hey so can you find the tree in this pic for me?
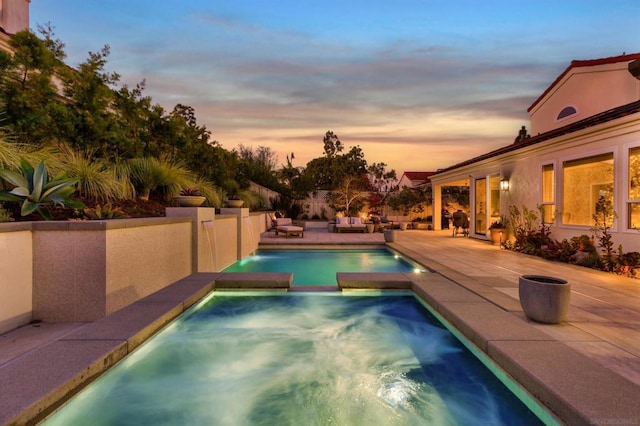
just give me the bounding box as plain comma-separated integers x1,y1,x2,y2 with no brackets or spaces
302,130,368,190
168,104,237,186
442,186,470,210
0,27,63,146
236,145,283,191
60,45,127,158
322,130,343,157
366,162,397,213
327,175,368,216
388,187,428,215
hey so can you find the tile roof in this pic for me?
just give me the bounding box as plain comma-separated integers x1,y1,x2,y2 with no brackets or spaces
402,171,436,182
433,99,640,175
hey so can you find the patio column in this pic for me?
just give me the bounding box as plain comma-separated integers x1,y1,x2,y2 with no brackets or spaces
433,184,442,230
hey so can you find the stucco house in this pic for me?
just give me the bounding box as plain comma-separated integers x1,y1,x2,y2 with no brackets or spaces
397,171,436,189
0,0,29,37
430,53,640,252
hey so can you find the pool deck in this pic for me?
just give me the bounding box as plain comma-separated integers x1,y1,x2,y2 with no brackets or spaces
2,228,640,424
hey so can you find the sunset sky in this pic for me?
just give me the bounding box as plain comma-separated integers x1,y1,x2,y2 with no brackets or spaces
31,1,639,176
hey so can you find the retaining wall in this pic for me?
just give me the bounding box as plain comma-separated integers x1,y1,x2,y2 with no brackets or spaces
0,209,266,333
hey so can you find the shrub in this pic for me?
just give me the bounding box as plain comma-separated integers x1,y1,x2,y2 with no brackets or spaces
489,215,508,229
127,157,195,201
83,203,129,220
591,195,618,272
508,205,553,256
180,187,202,196
60,147,133,203
0,203,14,222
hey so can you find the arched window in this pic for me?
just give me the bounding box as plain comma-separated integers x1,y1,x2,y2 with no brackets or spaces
557,106,577,120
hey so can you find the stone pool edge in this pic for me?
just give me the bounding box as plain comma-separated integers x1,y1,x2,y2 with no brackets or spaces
2,270,639,425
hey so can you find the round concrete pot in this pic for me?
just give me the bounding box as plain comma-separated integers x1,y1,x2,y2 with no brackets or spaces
225,199,244,208
174,196,206,207
518,275,570,324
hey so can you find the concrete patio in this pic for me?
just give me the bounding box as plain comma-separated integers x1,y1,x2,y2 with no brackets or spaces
1,226,640,424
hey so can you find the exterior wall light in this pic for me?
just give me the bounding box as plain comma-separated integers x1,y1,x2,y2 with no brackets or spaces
500,179,510,191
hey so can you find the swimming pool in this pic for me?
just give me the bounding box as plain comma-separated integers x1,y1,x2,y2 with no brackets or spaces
43,293,548,425
222,248,424,285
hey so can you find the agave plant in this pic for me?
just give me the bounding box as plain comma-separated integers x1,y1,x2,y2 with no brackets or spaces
0,159,83,220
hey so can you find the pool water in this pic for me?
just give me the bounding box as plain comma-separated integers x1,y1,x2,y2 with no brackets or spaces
222,249,423,285
43,294,544,425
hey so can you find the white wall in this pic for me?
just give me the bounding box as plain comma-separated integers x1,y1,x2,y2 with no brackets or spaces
432,113,640,252
530,60,640,135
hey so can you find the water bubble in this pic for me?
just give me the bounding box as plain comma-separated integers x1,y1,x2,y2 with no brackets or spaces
376,371,418,408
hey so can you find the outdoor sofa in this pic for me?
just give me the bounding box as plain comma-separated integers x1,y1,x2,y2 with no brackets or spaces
335,217,367,233
386,215,411,229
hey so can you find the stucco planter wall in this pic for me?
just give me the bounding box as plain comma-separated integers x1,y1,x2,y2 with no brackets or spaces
518,275,571,324
1,211,267,330
0,224,33,334
31,218,193,322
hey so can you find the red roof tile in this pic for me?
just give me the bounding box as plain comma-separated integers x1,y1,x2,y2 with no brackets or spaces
402,171,436,181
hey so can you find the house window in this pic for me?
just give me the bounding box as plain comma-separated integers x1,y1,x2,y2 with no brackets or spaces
557,106,577,120
475,178,486,235
489,175,501,226
562,153,614,226
541,164,554,223
628,147,640,229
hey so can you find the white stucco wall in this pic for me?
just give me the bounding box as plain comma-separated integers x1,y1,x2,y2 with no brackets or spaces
530,61,640,135
431,113,640,252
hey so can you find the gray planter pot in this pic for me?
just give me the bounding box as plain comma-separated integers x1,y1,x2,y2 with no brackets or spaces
518,275,570,324
383,229,396,242
225,199,244,208
174,196,206,207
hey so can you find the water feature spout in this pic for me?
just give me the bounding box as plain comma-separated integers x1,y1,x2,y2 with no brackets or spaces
201,220,218,271
243,216,256,256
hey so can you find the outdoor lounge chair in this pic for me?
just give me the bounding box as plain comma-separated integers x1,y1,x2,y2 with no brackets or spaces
451,210,469,237
275,218,304,238
335,217,367,233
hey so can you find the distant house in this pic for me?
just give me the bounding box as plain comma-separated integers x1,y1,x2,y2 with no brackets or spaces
0,0,29,37
397,171,436,189
430,53,640,251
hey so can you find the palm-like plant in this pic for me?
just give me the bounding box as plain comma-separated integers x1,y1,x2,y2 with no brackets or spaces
0,159,82,220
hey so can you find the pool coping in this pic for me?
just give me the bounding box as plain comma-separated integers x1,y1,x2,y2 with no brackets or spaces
2,270,640,425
